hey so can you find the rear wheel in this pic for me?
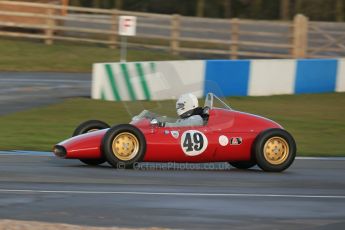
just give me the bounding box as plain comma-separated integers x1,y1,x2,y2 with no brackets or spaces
73,120,110,166
229,161,256,169
73,120,110,137
254,128,296,172
102,124,146,169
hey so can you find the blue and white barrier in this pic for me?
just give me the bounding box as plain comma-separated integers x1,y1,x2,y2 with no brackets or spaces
92,59,345,101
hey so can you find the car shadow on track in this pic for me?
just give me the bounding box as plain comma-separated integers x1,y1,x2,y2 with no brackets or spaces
60,161,266,173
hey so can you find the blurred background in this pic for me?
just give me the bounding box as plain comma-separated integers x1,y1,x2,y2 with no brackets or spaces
1,0,345,59
65,0,345,21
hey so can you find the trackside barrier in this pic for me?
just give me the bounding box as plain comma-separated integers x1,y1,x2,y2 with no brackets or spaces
92,59,345,101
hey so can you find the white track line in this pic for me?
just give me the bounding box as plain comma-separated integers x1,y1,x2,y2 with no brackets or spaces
296,157,345,160
0,189,344,199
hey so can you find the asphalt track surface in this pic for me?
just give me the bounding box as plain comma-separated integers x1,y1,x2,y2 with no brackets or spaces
0,72,90,115
0,152,344,230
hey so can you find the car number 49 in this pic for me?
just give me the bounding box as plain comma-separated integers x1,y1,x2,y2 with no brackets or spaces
180,130,208,156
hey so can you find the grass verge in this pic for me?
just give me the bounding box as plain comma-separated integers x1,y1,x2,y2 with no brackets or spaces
0,93,344,156
0,38,183,72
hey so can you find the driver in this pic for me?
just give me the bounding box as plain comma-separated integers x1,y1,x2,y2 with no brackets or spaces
164,93,204,127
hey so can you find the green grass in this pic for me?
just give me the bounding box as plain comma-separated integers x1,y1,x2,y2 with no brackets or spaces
0,38,183,72
0,93,344,156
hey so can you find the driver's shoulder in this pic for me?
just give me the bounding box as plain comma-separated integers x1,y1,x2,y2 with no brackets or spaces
188,114,203,120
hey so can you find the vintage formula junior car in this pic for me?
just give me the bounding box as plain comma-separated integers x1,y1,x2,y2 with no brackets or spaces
53,93,296,172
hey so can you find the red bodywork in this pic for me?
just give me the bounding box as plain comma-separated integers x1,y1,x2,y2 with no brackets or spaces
57,108,282,163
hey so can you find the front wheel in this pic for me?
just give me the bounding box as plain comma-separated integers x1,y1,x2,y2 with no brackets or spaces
229,161,256,169
73,120,110,166
102,124,146,169
80,159,107,166
254,128,296,172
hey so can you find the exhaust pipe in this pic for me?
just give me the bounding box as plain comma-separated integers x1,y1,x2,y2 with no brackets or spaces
53,145,67,158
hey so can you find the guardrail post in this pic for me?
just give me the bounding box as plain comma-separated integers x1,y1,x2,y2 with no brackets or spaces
280,0,290,20
292,14,308,58
171,14,181,55
109,9,118,49
61,0,69,16
44,7,55,45
196,0,205,17
230,18,239,59
336,0,344,21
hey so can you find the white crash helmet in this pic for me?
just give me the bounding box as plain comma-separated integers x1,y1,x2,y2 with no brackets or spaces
176,93,199,118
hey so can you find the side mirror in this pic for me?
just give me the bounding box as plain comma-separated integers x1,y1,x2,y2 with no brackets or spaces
150,119,158,126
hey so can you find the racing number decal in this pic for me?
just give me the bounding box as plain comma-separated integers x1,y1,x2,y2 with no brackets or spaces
183,132,203,151
180,130,208,156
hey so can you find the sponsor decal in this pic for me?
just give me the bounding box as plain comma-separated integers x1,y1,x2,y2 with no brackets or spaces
230,137,242,145
218,135,229,146
164,130,170,135
171,131,179,139
180,130,208,156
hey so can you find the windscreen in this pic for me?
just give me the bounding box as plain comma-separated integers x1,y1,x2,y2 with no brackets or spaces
204,93,232,110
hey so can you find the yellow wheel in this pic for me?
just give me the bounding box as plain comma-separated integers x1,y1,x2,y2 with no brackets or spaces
263,137,289,165
254,129,296,172
102,124,146,169
112,132,139,161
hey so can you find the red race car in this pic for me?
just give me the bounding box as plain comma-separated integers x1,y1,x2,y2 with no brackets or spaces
53,93,296,172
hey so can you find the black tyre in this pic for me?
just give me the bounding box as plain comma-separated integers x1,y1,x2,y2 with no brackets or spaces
79,159,107,166
254,128,296,172
73,120,110,166
102,124,146,169
229,161,256,169
72,120,110,137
